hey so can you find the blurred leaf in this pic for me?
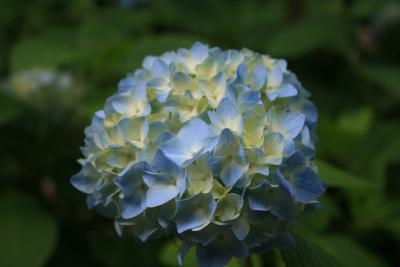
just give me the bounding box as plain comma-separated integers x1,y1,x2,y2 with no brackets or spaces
316,160,376,189
298,195,339,232
91,236,162,267
0,190,57,267
386,218,400,240
360,64,400,99
281,230,340,267
266,15,351,57
78,8,153,57
317,236,388,267
0,91,23,125
336,107,373,136
350,0,390,18
11,27,78,71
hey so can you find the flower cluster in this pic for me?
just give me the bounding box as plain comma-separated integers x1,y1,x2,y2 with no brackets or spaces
6,68,79,109
71,43,324,267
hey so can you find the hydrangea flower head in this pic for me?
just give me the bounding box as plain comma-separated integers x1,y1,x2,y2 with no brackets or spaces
6,68,80,109
71,43,324,267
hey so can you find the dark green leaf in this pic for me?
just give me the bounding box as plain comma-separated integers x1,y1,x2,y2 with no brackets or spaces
0,91,24,125
266,16,351,57
11,28,78,71
316,160,376,189
360,64,400,100
317,236,388,267
0,190,57,267
281,230,340,267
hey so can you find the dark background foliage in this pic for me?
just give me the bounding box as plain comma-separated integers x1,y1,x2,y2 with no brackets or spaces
1,0,400,266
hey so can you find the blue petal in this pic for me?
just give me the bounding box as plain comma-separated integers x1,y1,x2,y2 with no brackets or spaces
220,161,248,187
248,180,294,221
236,63,247,82
267,67,283,88
248,65,267,90
176,193,216,233
280,112,306,139
232,217,250,240
119,194,146,219
152,149,181,178
71,163,99,194
216,98,242,123
196,245,231,267
266,89,280,101
145,184,179,208
130,80,147,99
156,91,170,103
118,76,135,92
237,90,261,111
178,118,211,141
190,42,208,62
160,118,212,166
278,83,297,97
209,98,243,134
151,59,169,77
114,161,150,196
248,181,273,212
131,215,159,241
290,167,325,203
213,128,237,154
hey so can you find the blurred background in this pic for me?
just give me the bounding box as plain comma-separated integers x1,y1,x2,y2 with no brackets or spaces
1,0,400,266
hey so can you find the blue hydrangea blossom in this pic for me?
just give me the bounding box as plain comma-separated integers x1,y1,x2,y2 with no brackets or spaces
71,43,325,267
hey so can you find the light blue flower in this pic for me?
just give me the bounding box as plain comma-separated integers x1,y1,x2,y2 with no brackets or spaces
105,81,151,119
214,193,244,224
237,63,267,91
208,129,249,187
176,192,217,233
208,98,243,134
248,179,294,221
114,161,151,219
265,66,298,101
71,162,102,194
199,72,227,108
160,118,216,167
276,152,325,204
267,111,306,156
143,150,186,207
72,43,324,267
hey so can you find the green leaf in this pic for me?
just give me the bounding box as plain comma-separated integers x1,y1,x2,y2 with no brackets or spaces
350,0,391,18
386,218,400,240
298,195,339,232
0,91,24,125
317,109,373,162
266,15,351,57
91,236,162,267
11,27,78,71
336,107,373,136
317,236,388,267
0,190,57,267
360,64,400,100
281,230,340,267
78,8,153,56
316,160,376,189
